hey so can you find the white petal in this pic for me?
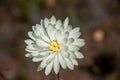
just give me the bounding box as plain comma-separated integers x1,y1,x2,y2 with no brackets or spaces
73,39,85,47
71,59,78,66
59,26,64,32
45,61,53,75
25,48,37,53
26,44,42,52
69,27,80,35
31,52,40,56
61,46,68,52
37,64,44,71
63,31,69,38
32,25,36,33
32,57,43,62
64,25,72,32
55,30,62,43
28,31,36,40
40,31,50,42
40,19,44,27
72,27,80,32
44,18,49,28
55,20,62,29
32,24,41,36
69,52,76,59
48,27,56,40
46,24,56,40
69,32,81,38
35,24,42,30
58,53,66,69
64,58,74,70
50,16,56,24
74,51,84,59
67,38,74,44
25,53,31,57
40,53,55,68
63,38,68,44
54,54,60,74
26,45,35,50
40,60,47,69
25,39,33,45
64,17,69,28
69,45,79,51
36,39,49,47
63,52,69,58
38,51,50,56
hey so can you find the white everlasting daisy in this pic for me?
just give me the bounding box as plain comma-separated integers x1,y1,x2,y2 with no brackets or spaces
25,16,85,75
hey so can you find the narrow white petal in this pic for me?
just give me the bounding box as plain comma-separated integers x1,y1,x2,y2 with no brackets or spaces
31,52,40,56
25,53,31,57
36,24,41,28
69,27,80,36
25,39,33,45
64,25,72,32
73,39,85,47
71,59,78,66
46,24,55,40
74,51,84,59
55,30,62,43
32,25,36,32
32,24,41,36
45,61,53,75
69,45,79,51
40,60,47,69
28,31,36,40
36,39,49,47
46,53,56,64
63,38,68,44
63,31,69,38
64,17,69,28
44,18,49,28
25,48,37,53
40,54,55,68
59,26,64,32
67,38,74,44
69,52,76,59
72,27,80,32
55,20,62,29
69,32,81,38
40,19,44,27
50,16,56,24
63,52,69,58
37,64,44,71
58,53,66,69
61,46,68,52
26,45,35,50
40,32,50,42
47,28,56,40
38,51,50,56
36,24,43,31
32,57,43,62
54,54,60,74
64,58,74,70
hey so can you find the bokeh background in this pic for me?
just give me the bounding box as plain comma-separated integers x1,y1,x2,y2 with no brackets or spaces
0,0,120,80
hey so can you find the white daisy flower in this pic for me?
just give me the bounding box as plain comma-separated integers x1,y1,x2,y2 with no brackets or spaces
25,16,85,75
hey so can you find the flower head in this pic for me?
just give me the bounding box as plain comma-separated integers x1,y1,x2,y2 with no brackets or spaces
25,16,85,75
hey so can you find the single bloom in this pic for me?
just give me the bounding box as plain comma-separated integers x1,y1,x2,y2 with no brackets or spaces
25,16,85,75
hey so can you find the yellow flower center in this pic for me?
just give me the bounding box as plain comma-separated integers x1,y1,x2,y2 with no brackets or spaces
49,40,60,52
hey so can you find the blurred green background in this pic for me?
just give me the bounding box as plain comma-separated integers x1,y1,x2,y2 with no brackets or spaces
0,0,120,80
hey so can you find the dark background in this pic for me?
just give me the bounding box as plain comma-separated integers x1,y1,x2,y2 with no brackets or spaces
0,0,120,80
